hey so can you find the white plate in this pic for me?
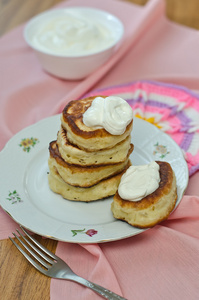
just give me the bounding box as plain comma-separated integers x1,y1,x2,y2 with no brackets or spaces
0,115,188,243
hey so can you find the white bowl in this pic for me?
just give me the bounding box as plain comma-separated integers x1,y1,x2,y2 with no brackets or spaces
24,7,124,80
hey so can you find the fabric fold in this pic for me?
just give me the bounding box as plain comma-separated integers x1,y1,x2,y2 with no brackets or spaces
51,0,166,114
53,195,199,300
50,242,123,299
0,0,166,149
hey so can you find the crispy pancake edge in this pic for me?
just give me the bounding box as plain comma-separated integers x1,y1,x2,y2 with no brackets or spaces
61,96,133,139
57,126,134,166
113,161,174,209
49,140,132,171
48,160,132,201
112,161,178,228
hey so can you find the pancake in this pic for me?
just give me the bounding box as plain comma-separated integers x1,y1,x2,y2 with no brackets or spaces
57,126,134,166
60,96,133,151
49,141,131,187
48,160,132,202
111,161,177,228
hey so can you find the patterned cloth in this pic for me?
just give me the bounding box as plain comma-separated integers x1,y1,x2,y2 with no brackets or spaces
85,80,199,176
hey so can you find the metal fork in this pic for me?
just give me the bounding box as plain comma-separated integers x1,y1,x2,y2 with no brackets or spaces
9,226,127,300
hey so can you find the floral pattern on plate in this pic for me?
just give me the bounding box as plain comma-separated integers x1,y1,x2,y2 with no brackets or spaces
71,228,98,237
153,142,170,159
19,137,39,152
7,190,23,204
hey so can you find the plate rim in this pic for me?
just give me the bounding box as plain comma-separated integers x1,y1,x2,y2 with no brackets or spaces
0,114,189,243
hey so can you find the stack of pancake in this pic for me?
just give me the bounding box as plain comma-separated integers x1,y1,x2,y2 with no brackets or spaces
48,96,134,201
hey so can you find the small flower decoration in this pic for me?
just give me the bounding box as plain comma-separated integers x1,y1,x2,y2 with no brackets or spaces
153,142,170,159
86,229,98,237
7,190,23,204
71,228,98,237
19,137,39,152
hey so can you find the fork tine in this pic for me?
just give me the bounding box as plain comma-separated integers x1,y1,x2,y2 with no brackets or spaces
20,226,58,260
16,229,54,265
12,232,50,269
9,236,48,275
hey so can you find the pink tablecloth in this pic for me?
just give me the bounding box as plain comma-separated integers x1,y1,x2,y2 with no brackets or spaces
1,0,199,299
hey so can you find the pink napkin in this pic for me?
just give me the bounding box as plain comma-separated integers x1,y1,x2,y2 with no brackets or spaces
51,196,199,300
1,0,199,299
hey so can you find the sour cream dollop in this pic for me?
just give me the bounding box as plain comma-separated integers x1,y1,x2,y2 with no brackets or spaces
30,10,115,56
118,161,160,201
83,96,133,135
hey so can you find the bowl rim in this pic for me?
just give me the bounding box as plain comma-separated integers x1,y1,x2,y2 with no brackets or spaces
23,7,124,58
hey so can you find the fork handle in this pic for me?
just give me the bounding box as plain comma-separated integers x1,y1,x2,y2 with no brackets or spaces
69,275,127,300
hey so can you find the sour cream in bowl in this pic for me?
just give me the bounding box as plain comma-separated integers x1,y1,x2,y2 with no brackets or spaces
24,7,124,80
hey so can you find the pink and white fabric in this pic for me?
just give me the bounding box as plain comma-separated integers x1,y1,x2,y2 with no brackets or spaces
85,80,199,176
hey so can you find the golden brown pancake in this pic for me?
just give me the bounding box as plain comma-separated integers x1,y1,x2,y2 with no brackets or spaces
49,141,131,187
60,96,133,151
111,161,177,228
48,159,132,202
57,126,134,166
